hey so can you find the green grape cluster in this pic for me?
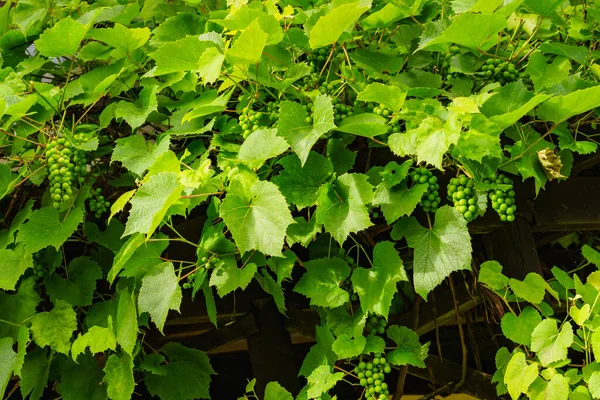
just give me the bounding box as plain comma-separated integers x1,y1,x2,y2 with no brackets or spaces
440,45,461,79
487,174,517,222
332,97,354,123
411,168,441,213
263,101,279,124
89,188,110,218
45,137,87,209
302,101,315,124
307,48,330,70
365,315,387,336
479,58,532,88
355,353,392,400
183,256,220,289
447,175,478,222
238,106,267,139
32,258,46,279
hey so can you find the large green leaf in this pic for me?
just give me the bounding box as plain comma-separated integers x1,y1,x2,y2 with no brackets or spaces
17,207,84,253
71,324,117,361
20,347,51,400
314,173,374,245
351,241,408,319
391,206,472,299
104,353,135,400
46,256,102,307
273,152,333,209
387,325,429,368
113,85,159,131
30,300,77,355
277,95,336,165
144,343,215,400
389,114,461,170
0,337,17,397
306,366,344,399
501,307,541,347
309,1,371,49
220,180,294,257
335,113,388,138
537,86,600,124
226,19,268,64
299,326,337,377
138,262,182,334
294,258,351,308
524,0,565,16
357,83,407,113
111,134,170,177
420,13,507,51
123,172,183,237
264,381,293,400
238,128,289,169
90,24,150,54
0,278,40,341
0,243,33,290
455,114,502,162
116,288,138,356
149,35,224,76
504,352,539,400
34,17,88,57
530,319,573,366
209,257,257,297
373,183,428,225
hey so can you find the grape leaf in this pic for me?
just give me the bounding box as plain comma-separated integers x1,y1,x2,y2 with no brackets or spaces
537,86,600,124
226,19,268,64
351,241,408,319
332,334,366,360
309,1,371,49
123,172,183,237
509,273,547,304
373,183,428,225
286,216,321,248
20,347,50,400
30,300,77,355
255,269,287,315
455,114,502,162
314,173,374,245
107,233,145,283
144,343,215,400
501,307,542,346
0,337,16,397
149,35,223,76
357,83,407,113
504,352,539,400
524,0,565,17
531,319,573,366
478,260,509,291
138,262,182,334
112,85,159,131
111,134,170,177
266,250,296,284
364,335,386,355
34,17,88,57
389,114,461,170
58,354,107,400
17,207,84,253
335,113,388,138
238,128,289,169
116,288,138,356
273,152,333,209
387,325,429,368
277,95,336,165
294,257,351,308
420,13,507,52
306,365,344,399
0,243,33,290
13,0,47,35
220,180,294,257
209,257,257,297
71,323,117,361
90,23,150,54
590,372,600,399
391,206,472,299
264,381,293,400
528,374,570,400
0,278,41,341
46,256,102,307
14,326,29,378
299,326,337,377
104,353,135,400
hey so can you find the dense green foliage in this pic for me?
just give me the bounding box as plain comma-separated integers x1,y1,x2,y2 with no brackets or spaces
0,0,599,399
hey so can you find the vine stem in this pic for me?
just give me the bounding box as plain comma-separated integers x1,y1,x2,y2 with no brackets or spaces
0,128,46,148
449,275,468,392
